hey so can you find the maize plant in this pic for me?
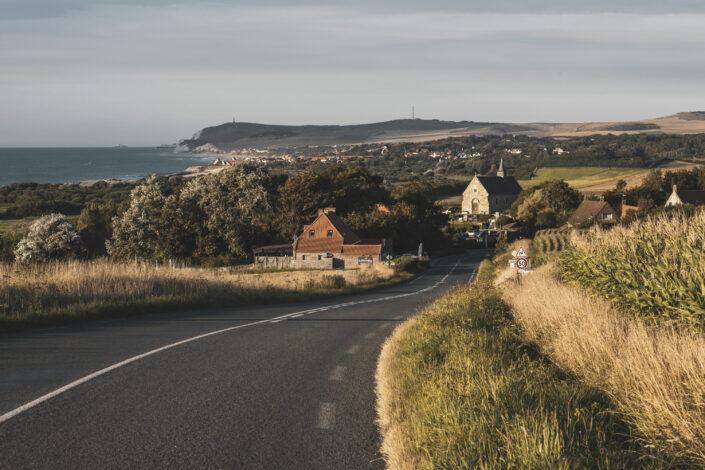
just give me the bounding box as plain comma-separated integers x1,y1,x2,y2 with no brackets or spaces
560,210,705,329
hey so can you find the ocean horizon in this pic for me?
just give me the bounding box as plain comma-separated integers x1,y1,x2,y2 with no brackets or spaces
0,147,213,186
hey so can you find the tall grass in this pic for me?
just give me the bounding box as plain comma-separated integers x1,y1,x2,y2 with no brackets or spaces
376,260,648,469
500,263,705,466
0,260,396,329
561,209,705,329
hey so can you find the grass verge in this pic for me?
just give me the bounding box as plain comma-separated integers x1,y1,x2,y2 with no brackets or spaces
501,261,705,467
376,258,651,469
0,259,424,332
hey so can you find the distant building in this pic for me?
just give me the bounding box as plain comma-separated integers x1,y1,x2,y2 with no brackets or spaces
665,185,705,207
461,159,522,215
254,208,388,269
568,200,619,226
375,203,391,214
293,208,388,268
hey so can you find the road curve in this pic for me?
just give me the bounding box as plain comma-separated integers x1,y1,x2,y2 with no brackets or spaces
0,251,486,469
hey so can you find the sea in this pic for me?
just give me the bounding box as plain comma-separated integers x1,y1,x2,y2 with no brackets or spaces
0,147,215,186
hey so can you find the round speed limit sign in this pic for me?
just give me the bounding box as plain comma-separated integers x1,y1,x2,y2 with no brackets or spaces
516,258,528,269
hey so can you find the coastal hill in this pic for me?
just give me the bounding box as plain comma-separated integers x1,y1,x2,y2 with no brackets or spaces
176,119,531,152
177,112,705,152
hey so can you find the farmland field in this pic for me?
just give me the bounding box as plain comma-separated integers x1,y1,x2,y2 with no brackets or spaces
517,167,644,189
518,161,703,193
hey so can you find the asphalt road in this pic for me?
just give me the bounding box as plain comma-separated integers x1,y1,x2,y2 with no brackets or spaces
0,251,486,469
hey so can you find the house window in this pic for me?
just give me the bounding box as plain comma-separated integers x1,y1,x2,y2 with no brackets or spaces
326,230,333,238
473,187,478,193
309,230,315,238
302,255,306,260
602,213,613,220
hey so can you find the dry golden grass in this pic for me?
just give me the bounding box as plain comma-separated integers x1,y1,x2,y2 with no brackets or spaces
376,260,649,469
499,263,705,466
0,259,395,321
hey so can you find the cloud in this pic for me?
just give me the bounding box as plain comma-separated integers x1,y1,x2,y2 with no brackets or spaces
0,2,704,145
3,0,705,20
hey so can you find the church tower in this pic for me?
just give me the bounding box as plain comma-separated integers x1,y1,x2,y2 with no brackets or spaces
497,158,505,178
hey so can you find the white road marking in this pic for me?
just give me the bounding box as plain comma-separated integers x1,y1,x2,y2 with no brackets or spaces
379,323,391,329
346,345,360,354
316,402,336,430
394,315,403,320
364,332,375,340
0,257,470,426
329,366,346,381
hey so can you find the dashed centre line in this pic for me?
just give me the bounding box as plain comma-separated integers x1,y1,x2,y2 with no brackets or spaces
0,257,472,426
316,403,336,430
345,345,360,355
329,366,346,381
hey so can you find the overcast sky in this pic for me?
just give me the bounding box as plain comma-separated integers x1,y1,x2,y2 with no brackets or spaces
1,0,704,146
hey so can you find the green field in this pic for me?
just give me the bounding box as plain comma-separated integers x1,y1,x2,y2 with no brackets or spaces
517,167,644,189
0,215,80,234
0,218,35,233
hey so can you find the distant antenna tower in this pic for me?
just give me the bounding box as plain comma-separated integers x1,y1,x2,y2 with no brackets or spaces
412,105,415,120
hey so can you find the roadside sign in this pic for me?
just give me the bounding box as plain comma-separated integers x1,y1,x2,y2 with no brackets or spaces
516,258,528,269
516,247,527,258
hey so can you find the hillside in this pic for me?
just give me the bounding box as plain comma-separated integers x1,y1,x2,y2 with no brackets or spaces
178,112,705,153
176,119,502,152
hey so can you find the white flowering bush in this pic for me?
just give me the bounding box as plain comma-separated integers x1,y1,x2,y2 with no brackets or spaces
107,164,272,262
14,213,86,264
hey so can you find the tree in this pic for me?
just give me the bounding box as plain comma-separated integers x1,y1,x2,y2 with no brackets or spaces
317,166,387,215
511,180,581,232
615,179,627,194
106,177,175,260
274,171,330,241
14,213,86,264
107,164,273,264
184,163,272,261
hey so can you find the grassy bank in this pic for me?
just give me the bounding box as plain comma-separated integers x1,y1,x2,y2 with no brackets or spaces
376,259,648,469
0,259,418,332
501,263,705,466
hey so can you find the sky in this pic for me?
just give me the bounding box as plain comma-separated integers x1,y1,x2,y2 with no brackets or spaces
1,0,704,146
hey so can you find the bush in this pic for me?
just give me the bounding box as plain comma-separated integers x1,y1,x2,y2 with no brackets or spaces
14,214,85,264
393,256,429,274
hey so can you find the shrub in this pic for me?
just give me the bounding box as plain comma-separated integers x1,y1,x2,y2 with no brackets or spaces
14,214,85,264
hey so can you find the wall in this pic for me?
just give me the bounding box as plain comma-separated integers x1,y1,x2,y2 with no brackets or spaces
254,255,334,269
462,177,490,214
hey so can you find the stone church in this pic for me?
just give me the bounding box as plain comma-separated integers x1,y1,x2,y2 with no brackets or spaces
462,159,522,215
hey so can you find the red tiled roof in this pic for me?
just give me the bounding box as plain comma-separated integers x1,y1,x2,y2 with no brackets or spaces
568,200,617,224
325,212,360,244
295,238,343,254
342,244,382,255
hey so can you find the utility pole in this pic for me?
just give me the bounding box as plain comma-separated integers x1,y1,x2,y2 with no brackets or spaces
412,105,415,120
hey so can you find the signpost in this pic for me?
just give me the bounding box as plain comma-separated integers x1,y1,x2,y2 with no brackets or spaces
509,246,531,275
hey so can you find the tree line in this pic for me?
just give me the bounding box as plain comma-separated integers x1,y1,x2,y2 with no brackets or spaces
1,164,447,264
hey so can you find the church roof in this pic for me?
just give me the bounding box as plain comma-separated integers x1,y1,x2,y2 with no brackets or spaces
475,176,522,195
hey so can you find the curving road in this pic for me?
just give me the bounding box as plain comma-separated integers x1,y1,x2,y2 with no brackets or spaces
0,251,486,469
